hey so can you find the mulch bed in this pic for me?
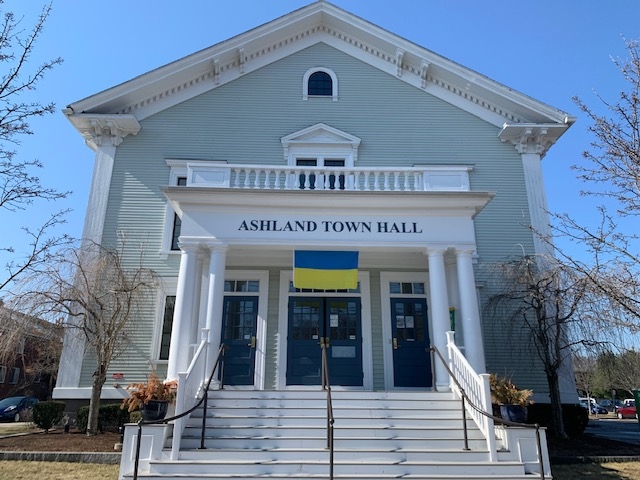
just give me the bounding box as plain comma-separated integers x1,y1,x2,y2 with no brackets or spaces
0,429,121,452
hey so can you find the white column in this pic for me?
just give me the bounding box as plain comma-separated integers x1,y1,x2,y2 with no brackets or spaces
190,254,206,352
456,249,486,373
167,244,199,381
204,244,228,375
428,248,451,390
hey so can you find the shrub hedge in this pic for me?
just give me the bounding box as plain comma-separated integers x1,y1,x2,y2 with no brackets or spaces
33,401,66,432
76,403,130,433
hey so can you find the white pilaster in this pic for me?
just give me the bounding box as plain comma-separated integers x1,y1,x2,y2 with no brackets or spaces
521,151,553,257
55,115,140,394
167,245,199,381
204,244,228,375
427,248,450,390
455,249,486,373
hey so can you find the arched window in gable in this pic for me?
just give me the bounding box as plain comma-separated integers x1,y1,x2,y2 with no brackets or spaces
303,67,338,101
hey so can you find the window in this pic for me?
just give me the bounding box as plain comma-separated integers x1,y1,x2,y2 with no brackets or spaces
389,282,426,295
159,296,176,361
0,366,6,383
288,280,360,294
16,337,25,354
303,68,338,100
170,177,187,250
225,280,260,293
9,367,19,384
295,157,346,190
308,71,332,96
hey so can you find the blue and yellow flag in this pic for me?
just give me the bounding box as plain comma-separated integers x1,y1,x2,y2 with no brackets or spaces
294,250,359,290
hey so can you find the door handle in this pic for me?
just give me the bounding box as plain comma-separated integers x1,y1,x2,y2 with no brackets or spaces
324,337,330,348
393,338,398,349
248,336,256,348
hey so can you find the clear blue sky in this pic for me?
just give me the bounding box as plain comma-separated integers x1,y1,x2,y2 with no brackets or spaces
2,0,639,275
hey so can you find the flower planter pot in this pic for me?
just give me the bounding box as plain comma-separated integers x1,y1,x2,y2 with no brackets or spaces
141,400,169,421
500,404,528,423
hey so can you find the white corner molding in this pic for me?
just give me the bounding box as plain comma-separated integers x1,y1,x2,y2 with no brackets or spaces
62,112,140,150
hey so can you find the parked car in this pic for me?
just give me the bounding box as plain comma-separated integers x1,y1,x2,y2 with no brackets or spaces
616,404,637,419
579,398,608,415
0,396,39,422
599,399,622,412
622,398,636,408
592,403,608,414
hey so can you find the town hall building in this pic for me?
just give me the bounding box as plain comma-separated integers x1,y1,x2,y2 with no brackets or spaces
54,2,577,478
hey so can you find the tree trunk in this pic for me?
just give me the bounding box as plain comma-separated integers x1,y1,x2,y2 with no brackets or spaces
87,366,106,436
547,370,568,439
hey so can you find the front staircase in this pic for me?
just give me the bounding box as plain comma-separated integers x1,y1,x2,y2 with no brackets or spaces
120,389,549,479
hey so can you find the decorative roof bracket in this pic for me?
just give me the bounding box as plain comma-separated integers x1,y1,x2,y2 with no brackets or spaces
396,49,405,77
420,60,430,89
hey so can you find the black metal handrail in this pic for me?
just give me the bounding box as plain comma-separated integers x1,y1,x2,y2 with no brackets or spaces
321,342,335,480
132,343,227,480
428,345,546,480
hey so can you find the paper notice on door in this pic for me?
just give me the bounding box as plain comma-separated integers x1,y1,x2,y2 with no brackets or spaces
405,316,414,328
396,316,405,328
330,314,339,327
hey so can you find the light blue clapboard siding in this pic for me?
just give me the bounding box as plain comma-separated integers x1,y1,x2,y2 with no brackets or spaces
368,271,384,391
91,42,543,391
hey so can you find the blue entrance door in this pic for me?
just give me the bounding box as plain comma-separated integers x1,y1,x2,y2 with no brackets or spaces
220,296,258,385
391,298,432,387
287,297,362,386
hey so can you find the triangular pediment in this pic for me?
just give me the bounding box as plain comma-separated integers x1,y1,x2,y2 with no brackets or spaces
281,123,361,148
65,1,574,142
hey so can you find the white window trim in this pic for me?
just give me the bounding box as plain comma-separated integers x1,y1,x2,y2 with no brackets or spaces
9,367,19,384
161,161,188,254
303,67,338,101
276,270,372,390
380,272,430,390
151,277,178,365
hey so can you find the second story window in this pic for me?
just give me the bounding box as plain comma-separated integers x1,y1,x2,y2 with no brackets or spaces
308,71,332,96
303,67,338,101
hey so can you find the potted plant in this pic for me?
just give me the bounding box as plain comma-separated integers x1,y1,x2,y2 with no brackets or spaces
489,373,533,423
121,371,178,421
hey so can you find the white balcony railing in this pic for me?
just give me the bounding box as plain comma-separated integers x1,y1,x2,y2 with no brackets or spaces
186,164,472,192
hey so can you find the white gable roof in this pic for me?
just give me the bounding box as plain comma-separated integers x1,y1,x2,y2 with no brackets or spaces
64,1,574,144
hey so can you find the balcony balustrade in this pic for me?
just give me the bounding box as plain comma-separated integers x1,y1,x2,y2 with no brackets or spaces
186,164,471,192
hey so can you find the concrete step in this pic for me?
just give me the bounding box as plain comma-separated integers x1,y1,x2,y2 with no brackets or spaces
147,458,527,476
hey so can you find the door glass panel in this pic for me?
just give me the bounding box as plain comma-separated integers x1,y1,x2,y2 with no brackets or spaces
291,300,321,340
224,298,257,340
328,300,358,340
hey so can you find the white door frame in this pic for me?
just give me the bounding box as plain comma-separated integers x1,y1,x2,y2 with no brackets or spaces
221,270,269,390
380,271,431,390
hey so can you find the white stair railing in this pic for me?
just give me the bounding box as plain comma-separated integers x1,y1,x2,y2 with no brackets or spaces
171,328,209,460
445,331,497,461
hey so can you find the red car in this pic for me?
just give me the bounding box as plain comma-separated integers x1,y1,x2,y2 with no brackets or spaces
616,405,637,419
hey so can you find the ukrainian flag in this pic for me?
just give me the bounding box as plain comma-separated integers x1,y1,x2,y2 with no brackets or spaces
294,250,359,290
